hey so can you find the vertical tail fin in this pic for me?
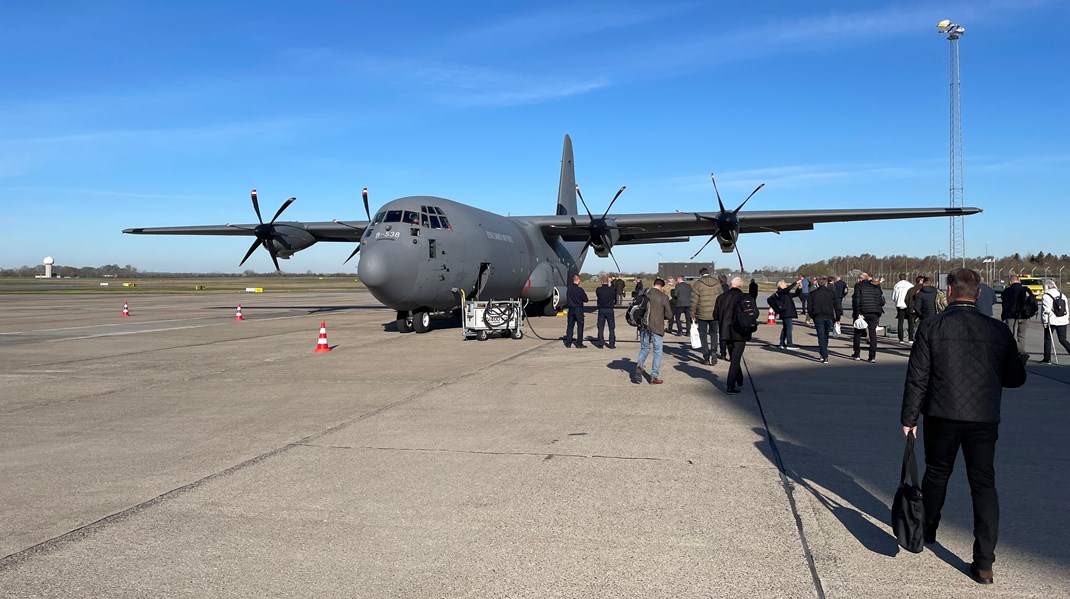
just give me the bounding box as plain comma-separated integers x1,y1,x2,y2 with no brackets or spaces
556,134,577,216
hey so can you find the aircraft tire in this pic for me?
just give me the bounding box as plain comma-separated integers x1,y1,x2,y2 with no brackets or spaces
413,310,431,333
396,311,413,333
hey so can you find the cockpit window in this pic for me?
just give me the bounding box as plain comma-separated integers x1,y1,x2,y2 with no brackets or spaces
374,212,385,224
384,210,402,222
429,215,441,229
403,211,419,225
421,213,430,227
440,216,451,230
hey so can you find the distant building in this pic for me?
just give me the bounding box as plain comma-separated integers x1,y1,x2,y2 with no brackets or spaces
658,261,714,281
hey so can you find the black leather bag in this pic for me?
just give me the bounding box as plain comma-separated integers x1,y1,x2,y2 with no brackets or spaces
892,431,925,553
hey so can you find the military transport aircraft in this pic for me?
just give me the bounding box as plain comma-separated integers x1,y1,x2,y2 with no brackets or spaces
124,135,980,334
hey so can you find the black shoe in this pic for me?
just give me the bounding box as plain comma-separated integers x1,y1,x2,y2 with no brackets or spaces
969,563,994,585
563,340,572,348
574,343,587,349
866,357,876,363
924,531,936,545
607,344,616,349
726,386,740,394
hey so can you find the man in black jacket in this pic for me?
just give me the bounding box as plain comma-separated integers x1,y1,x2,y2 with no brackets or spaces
1000,275,1034,353
901,268,1027,585
563,275,589,348
851,273,885,362
808,277,842,363
594,276,617,349
713,277,750,394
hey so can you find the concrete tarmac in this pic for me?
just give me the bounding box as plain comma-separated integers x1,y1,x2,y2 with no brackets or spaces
1,292,1067,598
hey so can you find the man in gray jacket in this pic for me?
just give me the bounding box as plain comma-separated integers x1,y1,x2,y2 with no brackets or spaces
635,278,673,385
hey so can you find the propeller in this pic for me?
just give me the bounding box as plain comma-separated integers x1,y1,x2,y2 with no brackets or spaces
333,187,371,264
575,184,626,272
690,174,765,272
227,189,296,272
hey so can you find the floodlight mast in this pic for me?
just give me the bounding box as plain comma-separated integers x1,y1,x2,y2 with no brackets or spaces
938,19,967,267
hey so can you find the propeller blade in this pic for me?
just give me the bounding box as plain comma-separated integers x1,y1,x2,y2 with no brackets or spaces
600,185,627,220
710,174,726,213
575,185,595,221
362,188,371,221
733,183,766,214
607,247,622,274
269,197,296,223
268,249,281,273
690,235,717,260
239,238,261,267
250,190,264,224
735,245,745,272
343,244,361,264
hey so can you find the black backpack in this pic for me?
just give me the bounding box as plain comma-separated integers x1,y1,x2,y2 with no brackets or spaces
734,294,760,334
626,290,650,328
1022,289,1039,319
1048,293,1067,318
766,293,781,314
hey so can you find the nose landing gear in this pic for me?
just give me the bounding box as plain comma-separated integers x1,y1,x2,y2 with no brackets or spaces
396,309,432,334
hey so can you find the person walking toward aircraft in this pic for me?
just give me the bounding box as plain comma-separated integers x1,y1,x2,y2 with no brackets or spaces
748,278,759,300
914,276,942,323
672,276,693,337
808,277,842,363
635,278,672,384
798,275,811,323
563,275,589,348
633,277,644,299
774,279,800,349
613,275,627,306
851,273,885,362
595,276,617,349
1040,279,1070,364
892,273,915,344
977,276,997,318
1001,275,1035,353
901,267,1027,585
664,277,677,334
690,267,723,365
714,277,750,394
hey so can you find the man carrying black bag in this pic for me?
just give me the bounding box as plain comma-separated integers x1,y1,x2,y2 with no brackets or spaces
900,268,1027,584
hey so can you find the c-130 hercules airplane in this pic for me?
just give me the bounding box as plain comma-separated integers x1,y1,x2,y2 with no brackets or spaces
125,135,980,334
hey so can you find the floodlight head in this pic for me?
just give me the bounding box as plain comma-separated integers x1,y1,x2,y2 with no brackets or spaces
955,26,965,34
937,19,951,28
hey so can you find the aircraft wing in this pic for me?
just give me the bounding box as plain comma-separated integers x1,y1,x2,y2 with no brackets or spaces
524,207,981,243
123,221,368,242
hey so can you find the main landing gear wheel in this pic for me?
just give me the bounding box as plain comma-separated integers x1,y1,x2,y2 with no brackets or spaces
396,311,413,333
413,310,431,334
476,330,489,341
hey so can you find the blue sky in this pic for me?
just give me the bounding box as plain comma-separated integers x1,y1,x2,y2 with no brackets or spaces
3,1,1068,274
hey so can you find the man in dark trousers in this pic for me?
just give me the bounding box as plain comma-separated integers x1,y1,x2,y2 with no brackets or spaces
832,275,848,335
901,268,1026,585
612,275,627,306
594,276,617,349
713,277,750,394
851,273,885,362
748,278,759,300
808,277,842,363
672,277,692,337
690,267,723,365
563,274,589,348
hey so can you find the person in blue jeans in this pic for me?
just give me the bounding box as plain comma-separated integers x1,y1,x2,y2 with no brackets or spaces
808,277,842,362
774,279,799,349
635,278,672,384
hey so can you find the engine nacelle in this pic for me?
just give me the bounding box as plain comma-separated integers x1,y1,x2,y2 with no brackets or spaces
717,226,739,253
551,285,569,310
267,225,318,258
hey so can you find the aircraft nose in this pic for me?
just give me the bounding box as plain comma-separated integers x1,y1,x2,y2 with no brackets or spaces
357,242,408,304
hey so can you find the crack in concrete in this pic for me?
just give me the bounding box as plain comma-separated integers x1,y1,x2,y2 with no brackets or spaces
300,442,679,463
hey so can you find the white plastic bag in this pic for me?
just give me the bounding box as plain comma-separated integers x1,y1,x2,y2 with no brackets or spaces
853,316,868,330
690,322,702,349
834,322,842,336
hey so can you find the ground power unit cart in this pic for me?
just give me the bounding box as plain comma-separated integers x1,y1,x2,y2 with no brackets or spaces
460,290,526,341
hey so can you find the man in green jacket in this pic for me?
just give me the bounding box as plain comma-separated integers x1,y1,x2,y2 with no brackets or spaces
689,267,723,365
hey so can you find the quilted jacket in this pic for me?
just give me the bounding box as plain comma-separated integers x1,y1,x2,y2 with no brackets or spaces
901,302,1027,426
851,281,885,318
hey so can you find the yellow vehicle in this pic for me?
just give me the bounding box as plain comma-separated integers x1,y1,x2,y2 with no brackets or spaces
1020,278,1045,299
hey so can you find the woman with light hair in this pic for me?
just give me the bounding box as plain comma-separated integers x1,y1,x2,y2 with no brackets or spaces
1040,279,1070,364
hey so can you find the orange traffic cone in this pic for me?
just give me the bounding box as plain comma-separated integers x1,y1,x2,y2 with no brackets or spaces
314,320,331,353
234,304,244,320
122,301,130,317
766,307,776,325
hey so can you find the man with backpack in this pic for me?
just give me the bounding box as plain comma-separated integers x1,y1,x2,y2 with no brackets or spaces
713,277,756,394
633,278,672,384
1040,279,1070,364
690,267,723,365
1001,275,1037,353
